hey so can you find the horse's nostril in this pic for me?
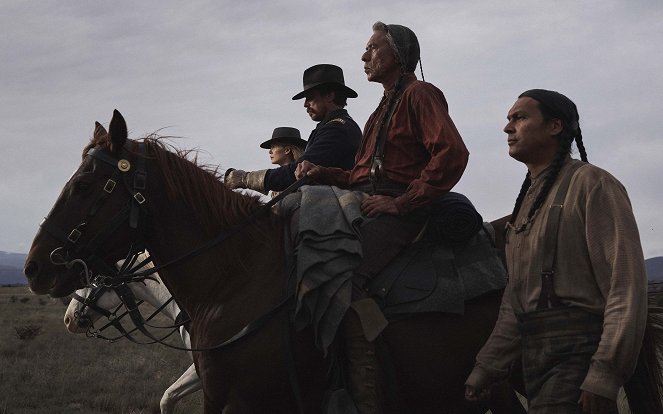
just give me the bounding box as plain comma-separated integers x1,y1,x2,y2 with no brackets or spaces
24,261,39,278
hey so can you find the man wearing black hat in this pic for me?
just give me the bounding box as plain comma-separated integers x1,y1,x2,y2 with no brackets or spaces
465,90,648,413
225,64,362,193
297,22,469,414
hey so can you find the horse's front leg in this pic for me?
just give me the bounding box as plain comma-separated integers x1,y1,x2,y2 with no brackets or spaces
160,363,202,414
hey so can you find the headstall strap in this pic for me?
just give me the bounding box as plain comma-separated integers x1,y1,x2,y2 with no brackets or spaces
74,286,114,319
126,142,147,229
41,143,150,292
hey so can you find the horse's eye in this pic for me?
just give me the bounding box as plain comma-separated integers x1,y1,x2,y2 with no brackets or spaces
71,172,96,194
74,180,92,193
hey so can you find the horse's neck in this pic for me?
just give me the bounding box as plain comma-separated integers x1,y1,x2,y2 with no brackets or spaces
134,278,181,322
146,204,286,330
144,159,286,332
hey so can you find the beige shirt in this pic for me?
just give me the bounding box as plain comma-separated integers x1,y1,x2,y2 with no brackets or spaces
466,159,648,400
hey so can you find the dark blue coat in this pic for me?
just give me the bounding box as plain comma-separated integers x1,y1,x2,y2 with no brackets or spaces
264,109,361,191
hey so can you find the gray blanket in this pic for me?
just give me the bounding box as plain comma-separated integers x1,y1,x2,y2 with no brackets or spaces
293,185,368,353
291,185,506,353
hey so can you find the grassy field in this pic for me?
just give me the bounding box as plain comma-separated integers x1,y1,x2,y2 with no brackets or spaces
1,284,647,414
0,286,203,414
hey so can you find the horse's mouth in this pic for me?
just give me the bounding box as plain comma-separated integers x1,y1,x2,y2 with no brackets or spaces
27,269,84,298
49,278,81,298
25,272,56,295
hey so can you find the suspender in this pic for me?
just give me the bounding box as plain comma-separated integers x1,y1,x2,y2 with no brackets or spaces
537,161,584,310
369,87,405,194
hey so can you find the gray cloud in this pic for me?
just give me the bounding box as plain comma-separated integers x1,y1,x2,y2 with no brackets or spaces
1,0,662,257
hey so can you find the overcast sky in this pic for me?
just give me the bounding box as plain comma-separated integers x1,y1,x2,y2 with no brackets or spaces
1,0,662,259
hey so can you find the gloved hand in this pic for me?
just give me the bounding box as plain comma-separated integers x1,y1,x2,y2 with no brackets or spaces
225,168,267,193
225,168,247,189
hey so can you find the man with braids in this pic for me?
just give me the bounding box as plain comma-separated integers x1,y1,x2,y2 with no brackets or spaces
465,89,648,413
296,22,468,413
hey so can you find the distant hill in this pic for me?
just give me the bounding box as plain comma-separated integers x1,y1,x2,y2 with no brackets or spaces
0,251,28,268
646,256,663,281
0,251,27,286
2,252,662,287
0,264,26,285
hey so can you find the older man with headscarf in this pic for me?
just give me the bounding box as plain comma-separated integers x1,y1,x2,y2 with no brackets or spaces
297,21,469,413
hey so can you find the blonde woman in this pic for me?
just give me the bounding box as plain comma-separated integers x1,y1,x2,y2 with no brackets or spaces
260,127,306,197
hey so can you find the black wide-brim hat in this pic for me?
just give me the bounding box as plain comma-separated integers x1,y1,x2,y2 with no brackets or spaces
259,127,307,149
292,64,358,100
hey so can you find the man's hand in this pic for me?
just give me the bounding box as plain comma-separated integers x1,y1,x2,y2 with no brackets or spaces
464,385,491,402
295,160,322,179
578,391,618,414
361,195,399,217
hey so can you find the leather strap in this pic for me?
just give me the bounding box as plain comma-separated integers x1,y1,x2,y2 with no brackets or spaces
369,85,405,193
537,161,584,310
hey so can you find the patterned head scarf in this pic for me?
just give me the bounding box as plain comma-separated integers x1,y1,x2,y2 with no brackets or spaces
373,21,420,73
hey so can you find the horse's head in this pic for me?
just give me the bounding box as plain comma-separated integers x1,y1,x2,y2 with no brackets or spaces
64,253,163,333
24,110,145,297
63,285,122,333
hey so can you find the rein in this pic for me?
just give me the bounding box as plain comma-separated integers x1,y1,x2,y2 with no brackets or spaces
73,284,186,345
120,173,312,282
77,275,293,352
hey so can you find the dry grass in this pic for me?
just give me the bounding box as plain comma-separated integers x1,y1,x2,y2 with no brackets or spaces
0,286,203,414
1,284,647,414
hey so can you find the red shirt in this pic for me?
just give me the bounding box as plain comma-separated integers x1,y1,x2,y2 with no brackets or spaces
327,74,469,214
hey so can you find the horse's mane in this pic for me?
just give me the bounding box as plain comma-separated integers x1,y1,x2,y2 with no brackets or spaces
84,133,279,238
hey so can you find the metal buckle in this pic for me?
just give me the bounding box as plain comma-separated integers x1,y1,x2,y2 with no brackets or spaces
133,192,146,204
67,229,82,243
369,158,383,182
104,179,116,194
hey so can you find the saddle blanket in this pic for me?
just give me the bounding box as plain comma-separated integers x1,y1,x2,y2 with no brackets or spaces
281,185,507,353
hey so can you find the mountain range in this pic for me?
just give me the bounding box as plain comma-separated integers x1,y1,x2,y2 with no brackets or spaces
2,251,663,286
0,251,29,285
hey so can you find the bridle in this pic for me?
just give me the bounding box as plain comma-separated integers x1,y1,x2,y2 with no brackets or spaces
39,141,311,351
41,143,150,288
71,282,188,345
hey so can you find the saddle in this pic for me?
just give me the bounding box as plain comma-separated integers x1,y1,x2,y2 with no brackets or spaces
279,186,507,329
367,221,507,318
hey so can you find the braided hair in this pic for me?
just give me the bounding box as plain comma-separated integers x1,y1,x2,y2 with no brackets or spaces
509,89,588,228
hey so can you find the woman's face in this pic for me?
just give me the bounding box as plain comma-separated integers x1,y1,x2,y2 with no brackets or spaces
269,144,292,166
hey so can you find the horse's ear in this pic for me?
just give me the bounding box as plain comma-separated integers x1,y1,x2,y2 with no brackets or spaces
93,121,108,141
108,109,128,154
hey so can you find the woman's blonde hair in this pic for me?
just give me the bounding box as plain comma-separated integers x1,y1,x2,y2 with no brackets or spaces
285,145,305,162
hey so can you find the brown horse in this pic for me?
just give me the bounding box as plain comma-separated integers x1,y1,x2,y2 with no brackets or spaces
33,109,650,413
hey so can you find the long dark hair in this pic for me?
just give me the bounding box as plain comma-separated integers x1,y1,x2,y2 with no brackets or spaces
509,90,588,227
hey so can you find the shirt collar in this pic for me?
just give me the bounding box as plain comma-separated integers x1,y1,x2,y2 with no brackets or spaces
383,73,417,99
318,108,348,126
